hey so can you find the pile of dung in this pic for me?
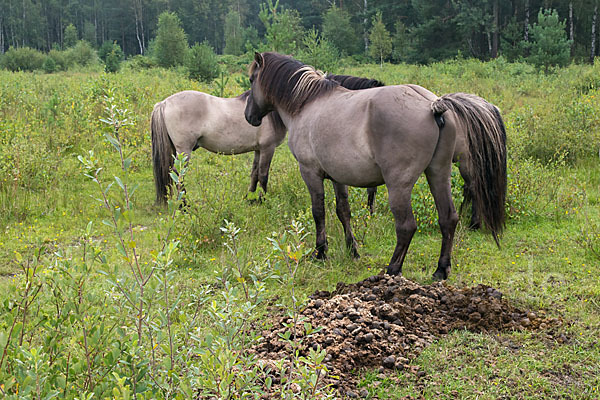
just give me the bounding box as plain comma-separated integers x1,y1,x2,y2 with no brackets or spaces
248,274,560,398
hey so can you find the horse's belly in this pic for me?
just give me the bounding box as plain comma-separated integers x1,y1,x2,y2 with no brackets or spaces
197,134,257,154
317,152,383,187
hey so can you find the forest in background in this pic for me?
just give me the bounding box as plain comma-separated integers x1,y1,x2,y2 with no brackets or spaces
1,0,599,65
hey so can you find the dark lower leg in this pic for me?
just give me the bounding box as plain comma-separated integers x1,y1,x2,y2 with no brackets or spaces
333,182,359,258
367,186,377,215
248,151,260,193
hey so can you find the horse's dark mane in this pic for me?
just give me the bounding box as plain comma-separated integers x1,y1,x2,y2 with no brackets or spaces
252,52,340,115
326,74,385,90
238,89,286,133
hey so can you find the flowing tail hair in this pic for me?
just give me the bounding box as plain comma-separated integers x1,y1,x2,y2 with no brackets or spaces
431,93,507,246
151,101,176,205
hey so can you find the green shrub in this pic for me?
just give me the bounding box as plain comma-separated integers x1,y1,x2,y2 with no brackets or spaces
47,49,71,71
99,41,124,73
122,54,156,71
42,56,57,73
66,40,98,67
185,42,220,82
0,46,45,71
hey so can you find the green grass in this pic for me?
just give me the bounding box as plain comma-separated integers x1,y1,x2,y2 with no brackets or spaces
0,60,599,398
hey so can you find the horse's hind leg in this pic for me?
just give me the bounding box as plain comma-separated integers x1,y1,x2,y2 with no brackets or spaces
459,162,480,230
333,182,359,258
299,167,328,259
248,151,260,193
367,186,377,215
425,166,458,280
386,183,417,276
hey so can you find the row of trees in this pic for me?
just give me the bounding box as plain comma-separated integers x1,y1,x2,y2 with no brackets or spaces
1,0,598,64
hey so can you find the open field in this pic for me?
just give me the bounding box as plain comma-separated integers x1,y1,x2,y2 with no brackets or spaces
0,59,599,398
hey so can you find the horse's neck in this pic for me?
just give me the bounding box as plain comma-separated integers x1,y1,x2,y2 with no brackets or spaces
272,107,294,132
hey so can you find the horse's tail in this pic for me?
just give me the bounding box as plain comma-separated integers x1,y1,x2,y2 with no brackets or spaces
151,101,175,205
431,93,507,246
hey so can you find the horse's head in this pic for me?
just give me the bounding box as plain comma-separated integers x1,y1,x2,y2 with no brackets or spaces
245,52,273,127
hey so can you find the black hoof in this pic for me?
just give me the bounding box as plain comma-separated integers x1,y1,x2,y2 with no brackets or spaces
432,267,449,281
386,264,402,276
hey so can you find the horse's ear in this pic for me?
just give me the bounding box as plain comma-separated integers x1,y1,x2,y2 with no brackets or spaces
254,52,264,67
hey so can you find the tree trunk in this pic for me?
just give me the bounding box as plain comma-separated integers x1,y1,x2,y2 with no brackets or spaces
492,0,498,58
364,0,368,54
592,3,598,63
524,0,530,42
0,15,4,54
569,1,574,55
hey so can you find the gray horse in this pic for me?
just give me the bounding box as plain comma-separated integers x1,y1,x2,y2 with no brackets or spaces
151,76,383,205
245,52,506,280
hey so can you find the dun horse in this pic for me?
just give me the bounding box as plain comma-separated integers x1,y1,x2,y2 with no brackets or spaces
245,52,506,280
151,76,383,205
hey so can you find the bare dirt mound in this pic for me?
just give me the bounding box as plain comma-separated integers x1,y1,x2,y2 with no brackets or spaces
251,274,561,397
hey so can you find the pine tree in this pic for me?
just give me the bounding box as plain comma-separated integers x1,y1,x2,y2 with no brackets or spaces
64,24,78,48
154,11,188,68
526,9,572,71
321,5,360,56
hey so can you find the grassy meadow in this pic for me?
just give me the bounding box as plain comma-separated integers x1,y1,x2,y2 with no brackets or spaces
0,58,599,398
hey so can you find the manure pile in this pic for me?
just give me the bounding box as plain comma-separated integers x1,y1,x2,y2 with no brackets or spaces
250,274,560,398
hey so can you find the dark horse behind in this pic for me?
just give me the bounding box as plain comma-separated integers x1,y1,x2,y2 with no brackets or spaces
245,52,506,280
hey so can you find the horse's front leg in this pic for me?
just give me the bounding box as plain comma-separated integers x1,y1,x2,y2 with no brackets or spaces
299,167,328,259
257,145,276,195
248,150,260,193
386,184,417,276
332,182,359,258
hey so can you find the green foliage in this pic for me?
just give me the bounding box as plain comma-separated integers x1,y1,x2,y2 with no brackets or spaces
47,49,71,71
391,21,409,62
259,0,304,54
42,55,57,73
100,42,124,73
122,55,156,71
154,11,188,68
526,9,572,71
224,9,245,56
185,42,220,82
321,5,361,56
369,12,393,66
67,40,98,67
64,23,79,48
0,46,46,71
297,28,339,72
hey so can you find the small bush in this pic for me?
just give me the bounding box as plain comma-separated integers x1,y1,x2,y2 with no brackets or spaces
122,54,156,71
185,42,220,82
47,49,71,71
66,40,98,67
0,46,45,71
99,41,124,73
42,56,57,73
